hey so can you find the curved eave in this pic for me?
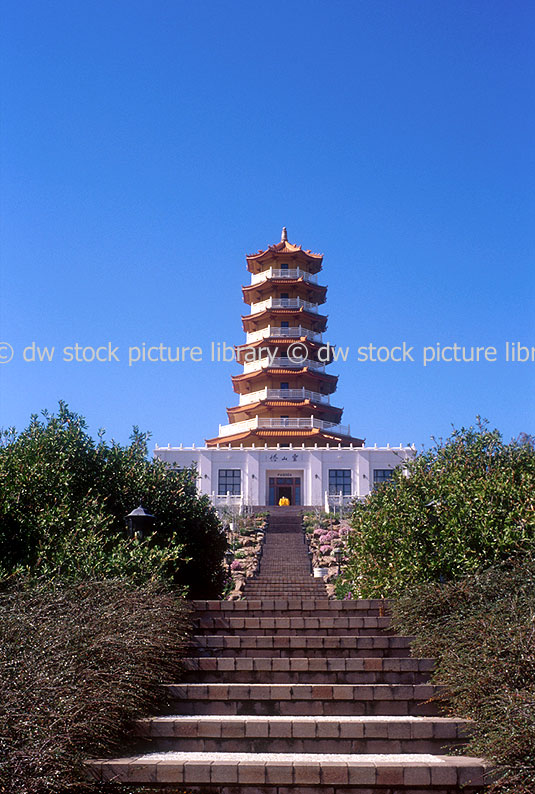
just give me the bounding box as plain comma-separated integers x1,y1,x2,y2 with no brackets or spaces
235,337,335,365
231,366,338,385
206,430,257,447
242,307,328,333
245,241,323,274
257,429,364,446
242,279,327,304
226,400,344,422
206,428,364,448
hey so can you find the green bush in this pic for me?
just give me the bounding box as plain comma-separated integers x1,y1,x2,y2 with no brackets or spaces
0,578,191,794
334,576,352,599
0,403,227,596
342,422,535,597
391,556,535,794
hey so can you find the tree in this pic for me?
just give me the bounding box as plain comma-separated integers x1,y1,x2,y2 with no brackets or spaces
0,402,227,597
342,420,535,597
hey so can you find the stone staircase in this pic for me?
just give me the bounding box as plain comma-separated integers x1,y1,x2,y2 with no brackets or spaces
86,508,489,792
243,510,327,599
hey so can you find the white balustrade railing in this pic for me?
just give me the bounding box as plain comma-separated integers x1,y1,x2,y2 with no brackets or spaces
250,268,318,285
245,328,267,344
239,388,331,406
269,326,319,338
245,325,322,343
243,356,325,374
218,416,350,438
250,297,319,314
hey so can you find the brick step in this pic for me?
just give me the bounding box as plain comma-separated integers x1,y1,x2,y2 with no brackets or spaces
243,580,327,601
218,609,386,617
255,551,309,557
241,582,324,585
258,541,304,547
246,559,314,564
257,541,305,547
241,578,324,583
267,511,304,515
266,512,304,517
162,683,442,716
240,591,330,597
245,544,311,551
243,577,324,583
242,583,327,588
242,582,326,587
242,576,322,581
192,599,391,615
246,569,315,572
194,616,393,635
262,505,305,511
260,521,304,539
263,524,304,530
239,589,327,592
261,527,304,534
134,715,470,755
240,593,331,599
86,751,488,790
243,572,325,584
181,657,434,684
264,533,304,538
248,575,319,580
243,575,322,581
268,510,303,529
194,635,414,658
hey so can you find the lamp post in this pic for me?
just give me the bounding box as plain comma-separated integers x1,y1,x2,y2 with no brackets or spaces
125,505,155,540
333,546,343,577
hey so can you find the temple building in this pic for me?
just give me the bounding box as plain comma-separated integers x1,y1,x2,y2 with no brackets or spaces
154,229,414,509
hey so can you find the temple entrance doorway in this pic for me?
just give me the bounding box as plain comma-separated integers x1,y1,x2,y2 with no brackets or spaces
268,475,302,505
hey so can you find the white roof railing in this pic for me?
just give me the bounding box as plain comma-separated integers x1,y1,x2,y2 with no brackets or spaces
250,267,318,285
246,325,322,343
218,416,350,438
250,297,319,314
238,387,331,406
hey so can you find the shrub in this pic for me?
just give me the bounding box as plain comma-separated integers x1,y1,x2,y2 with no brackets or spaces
0,403,227,596
334,577,353,599
0,577,191,794
391,555,535,794
342,422,535,597
320,544,332,554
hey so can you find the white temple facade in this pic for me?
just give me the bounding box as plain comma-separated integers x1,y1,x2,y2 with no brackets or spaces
154,442,415,511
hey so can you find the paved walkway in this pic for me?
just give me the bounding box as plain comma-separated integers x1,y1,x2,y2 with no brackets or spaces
87,509,489,792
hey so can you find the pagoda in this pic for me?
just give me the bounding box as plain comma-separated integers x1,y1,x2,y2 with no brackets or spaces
206,229,364,448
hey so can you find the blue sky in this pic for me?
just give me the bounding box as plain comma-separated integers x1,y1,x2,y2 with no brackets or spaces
1,0,534,449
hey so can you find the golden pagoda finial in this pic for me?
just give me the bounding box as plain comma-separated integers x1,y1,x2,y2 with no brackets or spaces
281,227,288,242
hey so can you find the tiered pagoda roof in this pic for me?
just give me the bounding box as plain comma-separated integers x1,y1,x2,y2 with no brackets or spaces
206,228,363,448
